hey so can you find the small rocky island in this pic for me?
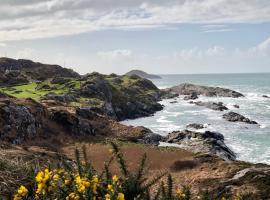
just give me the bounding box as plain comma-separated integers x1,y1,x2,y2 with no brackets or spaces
125,69,161,79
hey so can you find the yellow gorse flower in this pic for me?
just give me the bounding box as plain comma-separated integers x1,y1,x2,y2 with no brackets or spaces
105,193,111,200
176,188,186,198
75,175,91,193
112,175,118,183
13,185,28,200
66,192,80,200
107,184,114,193
117,192,125,200
35,168,54,195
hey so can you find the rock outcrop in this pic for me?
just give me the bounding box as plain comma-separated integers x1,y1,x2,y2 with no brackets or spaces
0,98,48,144
164,83,244,98
0,57,79,85
186,123,205,129
51,110,95,136
163,130,236,160
223,112,258,124
183,92,199,100
190,101,228,111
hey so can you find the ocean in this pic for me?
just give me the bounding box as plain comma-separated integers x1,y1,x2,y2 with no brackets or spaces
122,73,270,164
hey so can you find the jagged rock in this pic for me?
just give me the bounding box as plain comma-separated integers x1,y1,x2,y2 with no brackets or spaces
184,92,198,100
170,100,178,104
76,108,97,120
134,127,162,145
0,99,47,144
160,91,179,99
163,130,236,160
191,101,228,111
81,78,113,102
51,110,95,136
223,112,258,124
163,83,244,98
186,123,205,129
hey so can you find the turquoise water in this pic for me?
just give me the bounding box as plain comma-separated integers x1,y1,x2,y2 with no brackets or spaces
123,73,270,164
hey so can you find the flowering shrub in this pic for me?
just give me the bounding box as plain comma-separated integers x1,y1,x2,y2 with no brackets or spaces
13,142,254,200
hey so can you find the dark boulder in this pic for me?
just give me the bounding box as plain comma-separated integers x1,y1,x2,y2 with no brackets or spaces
186,123,205,129
51,110,95,136
223,112,258,124
191,101,228,111
135,127,162,145
263,95,269,98
184,92,198,100
233,105,240,109
163,130,236,161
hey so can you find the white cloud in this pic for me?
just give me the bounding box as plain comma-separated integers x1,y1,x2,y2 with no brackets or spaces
0,43,7,47
97,49,132,59
257,37,270,51
0,0,270,41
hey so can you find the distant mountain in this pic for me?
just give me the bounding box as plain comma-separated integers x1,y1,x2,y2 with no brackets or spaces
0,57,80,85
125,70,161,79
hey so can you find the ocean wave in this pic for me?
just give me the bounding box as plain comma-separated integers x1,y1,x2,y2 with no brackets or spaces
156,116,172,123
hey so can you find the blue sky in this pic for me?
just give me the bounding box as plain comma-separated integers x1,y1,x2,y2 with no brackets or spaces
0,0,270,74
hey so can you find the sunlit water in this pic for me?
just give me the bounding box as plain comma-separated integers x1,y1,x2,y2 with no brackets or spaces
122,74,270,164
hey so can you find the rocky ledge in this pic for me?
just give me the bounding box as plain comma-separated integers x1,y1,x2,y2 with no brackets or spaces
163,83,244,98
190,101,229,111
223,112,258,124
162,130,236,161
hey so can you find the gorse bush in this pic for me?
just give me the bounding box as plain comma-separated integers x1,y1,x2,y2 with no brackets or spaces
13,142,253,200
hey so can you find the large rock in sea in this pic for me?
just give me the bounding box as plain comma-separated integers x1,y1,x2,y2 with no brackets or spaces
163,83,244,98
190,101,228,111
163,130,236,160
223,112,258,124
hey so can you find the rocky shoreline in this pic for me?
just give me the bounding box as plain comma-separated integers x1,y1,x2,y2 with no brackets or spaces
1,58,270,198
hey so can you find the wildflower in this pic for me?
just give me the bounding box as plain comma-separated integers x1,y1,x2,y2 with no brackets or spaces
66,192,80,200
65,179,71,185
91,175,99,194
105,193,111,200
112,175,118,183
53,174,59,181
13,185,28,200
76,175,91,193
233,193,241,200
176,188,186,198
117,193,125,200
107,184,114,193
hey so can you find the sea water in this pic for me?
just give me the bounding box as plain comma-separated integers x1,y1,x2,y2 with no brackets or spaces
122,73,270,164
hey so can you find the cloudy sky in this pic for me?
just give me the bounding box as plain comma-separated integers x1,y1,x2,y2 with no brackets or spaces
0,0,270,74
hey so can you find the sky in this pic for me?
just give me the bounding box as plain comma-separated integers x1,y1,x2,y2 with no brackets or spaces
0,0,270,75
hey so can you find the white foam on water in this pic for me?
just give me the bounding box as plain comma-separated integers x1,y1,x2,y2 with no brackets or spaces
156,116,172,123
